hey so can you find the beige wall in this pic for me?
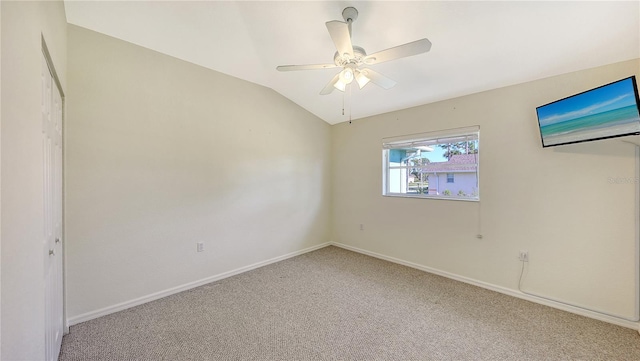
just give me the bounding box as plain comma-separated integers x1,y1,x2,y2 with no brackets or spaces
2,5,639,357
65,25,331,321
1,1,67,360
332,59,640,320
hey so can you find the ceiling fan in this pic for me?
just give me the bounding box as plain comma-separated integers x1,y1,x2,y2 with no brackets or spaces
276,7,432,95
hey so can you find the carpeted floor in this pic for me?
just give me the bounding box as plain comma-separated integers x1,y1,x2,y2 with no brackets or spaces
59,246,640,360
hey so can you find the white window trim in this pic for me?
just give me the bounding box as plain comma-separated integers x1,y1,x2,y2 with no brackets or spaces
382,126,480,201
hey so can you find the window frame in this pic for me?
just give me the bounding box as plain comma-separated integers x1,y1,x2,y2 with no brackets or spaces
382,126,480,202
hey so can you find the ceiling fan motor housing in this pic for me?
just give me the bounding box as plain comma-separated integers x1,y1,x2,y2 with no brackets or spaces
334,45,367,67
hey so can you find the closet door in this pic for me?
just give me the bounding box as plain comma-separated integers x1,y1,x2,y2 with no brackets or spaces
42,52,63,361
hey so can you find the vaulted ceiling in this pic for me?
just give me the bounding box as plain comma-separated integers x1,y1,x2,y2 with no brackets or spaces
64,1,640,124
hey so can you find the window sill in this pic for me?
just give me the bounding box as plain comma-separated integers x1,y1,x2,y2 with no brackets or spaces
382,193,479,202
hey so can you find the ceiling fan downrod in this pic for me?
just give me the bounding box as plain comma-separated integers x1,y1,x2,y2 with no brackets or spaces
342,7,358,37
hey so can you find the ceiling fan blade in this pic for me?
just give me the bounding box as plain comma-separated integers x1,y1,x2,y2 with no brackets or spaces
364,38,432,65
276,64,338,71
326,20,353,57
360,68,397,90
320,72,342,95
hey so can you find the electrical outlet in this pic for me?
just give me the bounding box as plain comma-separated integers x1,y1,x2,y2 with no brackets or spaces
197,242,205,252
519,251,529,262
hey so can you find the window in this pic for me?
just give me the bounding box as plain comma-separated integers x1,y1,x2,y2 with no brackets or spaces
382,126,479,200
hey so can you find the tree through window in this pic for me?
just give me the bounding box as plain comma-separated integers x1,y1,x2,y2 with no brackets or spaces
382,127,479,200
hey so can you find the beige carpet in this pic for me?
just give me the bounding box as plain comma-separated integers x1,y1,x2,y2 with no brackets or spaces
59,246,640,360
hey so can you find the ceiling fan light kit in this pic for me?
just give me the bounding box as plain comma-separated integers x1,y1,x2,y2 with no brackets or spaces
355,70,370,89
276,7,432,95
339,67,354,84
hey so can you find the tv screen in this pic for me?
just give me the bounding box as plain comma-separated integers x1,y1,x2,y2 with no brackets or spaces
536,76,640,147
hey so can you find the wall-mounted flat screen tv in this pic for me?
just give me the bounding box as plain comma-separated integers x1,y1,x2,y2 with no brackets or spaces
536,76,640,148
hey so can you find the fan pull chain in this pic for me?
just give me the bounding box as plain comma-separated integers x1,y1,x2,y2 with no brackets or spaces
349,82,352,124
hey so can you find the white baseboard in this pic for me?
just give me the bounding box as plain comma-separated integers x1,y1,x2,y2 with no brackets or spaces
68,241,640,332
330,242,640,331
67,242,331,326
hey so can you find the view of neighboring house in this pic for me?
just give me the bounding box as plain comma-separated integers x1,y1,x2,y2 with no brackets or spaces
424,154,478,196
387,148,478,198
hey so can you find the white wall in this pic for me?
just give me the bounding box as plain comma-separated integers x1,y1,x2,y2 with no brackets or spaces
65,25,331,321
1,1,67,360
332,59,640,321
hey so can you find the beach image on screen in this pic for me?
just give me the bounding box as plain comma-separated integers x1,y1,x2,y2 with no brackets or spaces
537,78,640,147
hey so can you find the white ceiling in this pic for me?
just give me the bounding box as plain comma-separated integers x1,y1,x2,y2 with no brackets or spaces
64,1,640,125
